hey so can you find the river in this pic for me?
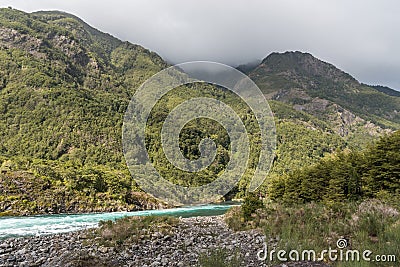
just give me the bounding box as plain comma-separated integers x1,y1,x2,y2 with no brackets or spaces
0,202,239,239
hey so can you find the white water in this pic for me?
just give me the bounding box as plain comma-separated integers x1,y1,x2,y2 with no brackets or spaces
0,203,238,239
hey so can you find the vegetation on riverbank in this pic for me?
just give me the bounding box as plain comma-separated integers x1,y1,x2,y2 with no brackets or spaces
226,200,399,266
0,156,170,216
268,130,400,204
226,131,400,266
93,215,179,247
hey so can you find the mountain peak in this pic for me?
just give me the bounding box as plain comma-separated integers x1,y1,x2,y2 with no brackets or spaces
261,51,313,63
258,51,356,84
248,51,400,130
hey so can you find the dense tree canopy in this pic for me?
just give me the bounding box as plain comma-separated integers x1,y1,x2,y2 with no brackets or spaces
268,131,400,204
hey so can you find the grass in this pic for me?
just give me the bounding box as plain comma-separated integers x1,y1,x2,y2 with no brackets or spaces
198,248,241,267
91,215,179,247
225,199,400,266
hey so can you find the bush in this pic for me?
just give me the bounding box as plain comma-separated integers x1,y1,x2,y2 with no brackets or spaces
224,206,245,231
241,192,263,221
94,215,179,247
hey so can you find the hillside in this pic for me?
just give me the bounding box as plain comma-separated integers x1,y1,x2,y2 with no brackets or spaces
369,84,400,97
0,9,399,214
0,8,169,214
244,52,400,190
248,51,400,132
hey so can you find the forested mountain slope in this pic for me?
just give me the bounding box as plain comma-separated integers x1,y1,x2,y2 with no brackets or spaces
0,8,398,214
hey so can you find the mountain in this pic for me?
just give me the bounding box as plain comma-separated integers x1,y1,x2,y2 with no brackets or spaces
247,51,400,135
0,8,169,214
236,59,260,74
0,9,399,214
0,8,166,162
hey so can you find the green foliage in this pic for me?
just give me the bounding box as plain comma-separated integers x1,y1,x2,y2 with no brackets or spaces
143,83,262,189
268,131,400,204
223,206,246,231
0,156,163,214
370,84,400,97
362,131,400,197
272,118,346,175
0,9,170,213
241,192,263,221
0,9,262,208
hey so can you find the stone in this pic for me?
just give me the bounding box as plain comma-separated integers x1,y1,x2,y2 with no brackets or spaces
98,246,108,253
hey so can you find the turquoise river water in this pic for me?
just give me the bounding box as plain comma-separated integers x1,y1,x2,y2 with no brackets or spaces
0,202,239,239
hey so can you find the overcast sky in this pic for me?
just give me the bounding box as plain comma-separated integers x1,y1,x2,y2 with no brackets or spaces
1,0,399,90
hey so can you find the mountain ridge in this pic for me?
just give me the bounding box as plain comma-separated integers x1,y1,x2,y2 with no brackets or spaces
247,51,400,131
368,84,400,97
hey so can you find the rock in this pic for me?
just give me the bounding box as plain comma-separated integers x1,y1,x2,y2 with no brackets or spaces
97,246,108,253
160,257,168,264
151,261,160,266
184,239,192,247
78,233,88,239
15,248,26,255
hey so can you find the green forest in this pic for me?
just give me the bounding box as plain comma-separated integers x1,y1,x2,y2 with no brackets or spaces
0,8,399,217
268,131,400,204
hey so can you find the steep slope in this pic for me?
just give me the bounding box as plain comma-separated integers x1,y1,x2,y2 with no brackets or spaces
0,8,167,164
0,8,169,214
248,51,400,132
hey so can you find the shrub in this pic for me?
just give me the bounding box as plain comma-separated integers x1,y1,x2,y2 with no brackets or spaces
241,192,263,221
94,215,179,247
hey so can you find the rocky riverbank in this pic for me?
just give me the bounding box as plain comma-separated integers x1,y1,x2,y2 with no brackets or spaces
0,216,330,267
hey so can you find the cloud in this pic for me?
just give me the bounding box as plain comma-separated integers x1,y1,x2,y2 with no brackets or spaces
1,0,399,89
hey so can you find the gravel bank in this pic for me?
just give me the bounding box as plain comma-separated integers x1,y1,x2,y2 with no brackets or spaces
0,216,330,267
